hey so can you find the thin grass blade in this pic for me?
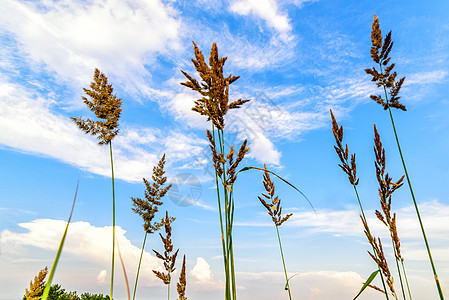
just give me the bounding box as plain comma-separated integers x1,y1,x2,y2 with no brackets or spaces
117,238,131,300
41,181,79,300
238,166,315,213
353,270,380,300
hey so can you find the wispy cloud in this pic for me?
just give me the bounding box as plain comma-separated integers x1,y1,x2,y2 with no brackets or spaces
406,70,448,85
0,0,182,97
229,0,293,42
0,75,206,182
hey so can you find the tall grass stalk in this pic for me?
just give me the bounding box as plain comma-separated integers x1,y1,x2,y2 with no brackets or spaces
71,68,122,300
365,15,444,299
152,211,178,300
330,110,390,299
131,154,171,299
109,142,116,299
181,42,250,300
258,165,293,299
373,124,411,300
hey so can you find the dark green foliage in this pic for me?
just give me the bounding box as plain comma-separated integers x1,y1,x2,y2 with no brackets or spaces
23,284,110,300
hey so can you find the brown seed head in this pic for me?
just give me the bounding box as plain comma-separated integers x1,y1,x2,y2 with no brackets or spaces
259,164,292,226
181,42,250,130
153,211,178,285
71,68,122,145
365,15,406,111
132,154,172,234
177,255,187,300
330,110,359,186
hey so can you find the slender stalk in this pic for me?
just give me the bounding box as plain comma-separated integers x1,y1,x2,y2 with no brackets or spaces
276,226,292,300
401,261,413,300
168,281,170,300
132,232,148,300
212,126,231,300
379,64,444,299
391,244,406,300
218,129,237,300
109,141,116,300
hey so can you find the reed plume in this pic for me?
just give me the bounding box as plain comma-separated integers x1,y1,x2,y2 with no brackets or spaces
153,211,178,300
177,255,187,300
131,154,172,300
25,267,48,300
361,216,397,299
373,125,411,300
181,42,250,300
71,69,122,145
330,110,390,298
365,15,443,299
71,68,122,300
259,164,293,299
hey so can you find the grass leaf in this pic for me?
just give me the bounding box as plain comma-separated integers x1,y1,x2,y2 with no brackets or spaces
238,166,315,213
353,270,380,300
41,181,79,300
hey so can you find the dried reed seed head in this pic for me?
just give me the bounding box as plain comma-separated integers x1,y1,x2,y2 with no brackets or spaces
330,109,359,185
25,267,48,300
152,211,179,285
71,68,122,145
367,284,386,295
391,213,403,261
132,154,172,234
365,15,406,111
373,125,405,232
177,255,187,300
153,270,171,285
259,165,292,226
181,41,250,130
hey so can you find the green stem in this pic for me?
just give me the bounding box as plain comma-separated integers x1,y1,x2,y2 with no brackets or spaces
211,126,231,300
276,225,292,300
391,241,406,300
168,281,170,300
109,141,116,300
401,261,413,300
219,129,237,300
379,62,444,299
132,232,148,300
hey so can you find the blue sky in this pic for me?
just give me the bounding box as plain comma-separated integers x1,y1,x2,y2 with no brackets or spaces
1,0,449,299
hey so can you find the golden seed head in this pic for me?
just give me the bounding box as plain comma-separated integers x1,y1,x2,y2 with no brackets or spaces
152,211,178,285
177,255,187,300
71,68,122,145
330,110,359,186
25,267,48,300
365,15,406,111
181,42,250,130
259,164,292,226
132,154,172,234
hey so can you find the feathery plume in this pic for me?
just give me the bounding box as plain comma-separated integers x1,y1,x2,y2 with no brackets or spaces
132,154,172,234
365,15,406,111
153,211,178,285
71,68,122,145
25,267,48,300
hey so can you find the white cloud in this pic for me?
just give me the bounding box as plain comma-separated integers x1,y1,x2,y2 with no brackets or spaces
1,219,162,284
190,257,223,290
229,0,292,41
0,76,206,182
96,270,107,285
284,201,449,262
0,0,181,94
